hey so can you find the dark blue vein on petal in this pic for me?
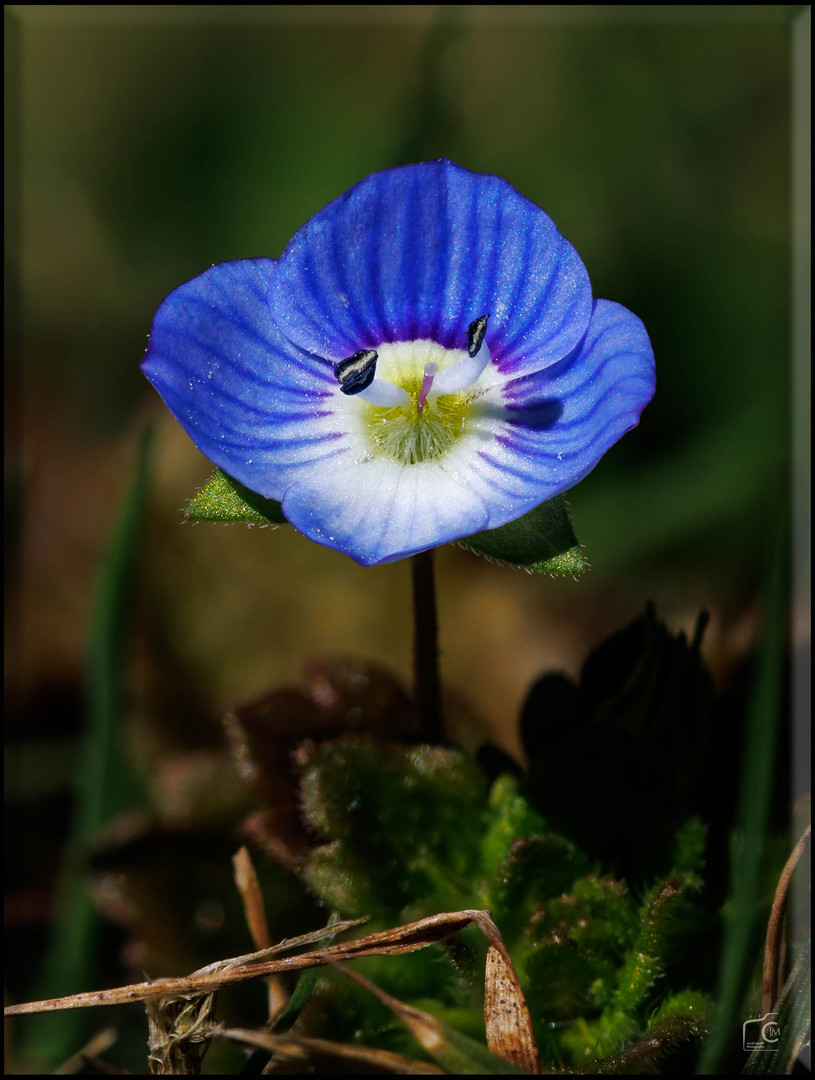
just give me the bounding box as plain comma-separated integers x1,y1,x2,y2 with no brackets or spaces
269,162,593,374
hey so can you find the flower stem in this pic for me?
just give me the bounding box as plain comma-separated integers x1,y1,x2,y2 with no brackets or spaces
411,549,442,743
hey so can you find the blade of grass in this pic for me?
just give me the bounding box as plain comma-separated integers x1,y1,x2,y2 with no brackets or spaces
697,517,788,1072
25,427,154,1068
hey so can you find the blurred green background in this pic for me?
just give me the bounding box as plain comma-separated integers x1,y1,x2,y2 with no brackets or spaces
5,4,806,1073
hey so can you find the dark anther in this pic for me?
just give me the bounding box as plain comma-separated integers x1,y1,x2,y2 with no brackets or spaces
334,349,378,395
467,314,490,358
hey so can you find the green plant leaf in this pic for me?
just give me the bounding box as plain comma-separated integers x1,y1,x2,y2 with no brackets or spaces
185,468,286,525
457,496,588,577
526,942,603,1021
488,834,591,929
272,968,319,1032
612,876,695,1016
480,775,547,884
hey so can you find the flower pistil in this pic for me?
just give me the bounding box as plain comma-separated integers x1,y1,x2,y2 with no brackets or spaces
335,316,494,466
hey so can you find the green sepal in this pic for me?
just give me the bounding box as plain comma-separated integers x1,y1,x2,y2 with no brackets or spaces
457,496,589,577
185,468,287,525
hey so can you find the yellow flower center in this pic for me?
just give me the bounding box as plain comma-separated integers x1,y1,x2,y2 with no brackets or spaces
361,341,477,465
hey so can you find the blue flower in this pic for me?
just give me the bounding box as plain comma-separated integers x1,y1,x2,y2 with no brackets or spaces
142,160,654,566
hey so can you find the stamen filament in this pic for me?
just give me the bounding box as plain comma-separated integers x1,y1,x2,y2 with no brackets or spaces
417,362,438,417
431,340,491,396
354,379,411,408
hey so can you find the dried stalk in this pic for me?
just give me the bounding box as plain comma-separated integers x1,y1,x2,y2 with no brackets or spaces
5,909,539,1074
4,911,476,1016
762,823,811,1016
217,1026,445,1073
232,845,287,1021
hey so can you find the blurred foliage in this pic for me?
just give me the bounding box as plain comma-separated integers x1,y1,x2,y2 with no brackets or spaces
6,584,803,1071
7,6,798,715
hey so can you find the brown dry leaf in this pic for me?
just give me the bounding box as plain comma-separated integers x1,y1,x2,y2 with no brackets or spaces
3,910,501,1016
762,823,811,1016
484,943,540,1074
217,1026,445,1074
232,845,287,1021
4,912,466,1015
232,846,272,951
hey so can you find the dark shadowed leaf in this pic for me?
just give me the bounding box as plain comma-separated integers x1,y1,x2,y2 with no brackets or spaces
521,605,713,878
488,834,591,928
458,495,588,577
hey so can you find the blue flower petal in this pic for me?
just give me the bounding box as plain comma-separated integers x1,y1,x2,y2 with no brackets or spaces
142,171,654,568
280,302,652,565
269,160,593,379
141,259,352,500
281,457,491,566
463,299,655,522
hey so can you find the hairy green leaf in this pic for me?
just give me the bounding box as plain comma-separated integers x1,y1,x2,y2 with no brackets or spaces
300,740,487,918
186,468,286,525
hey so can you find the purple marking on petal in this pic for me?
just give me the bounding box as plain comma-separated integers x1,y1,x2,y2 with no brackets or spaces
269,161,592,377
448,297,654,530
494,432,522,450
